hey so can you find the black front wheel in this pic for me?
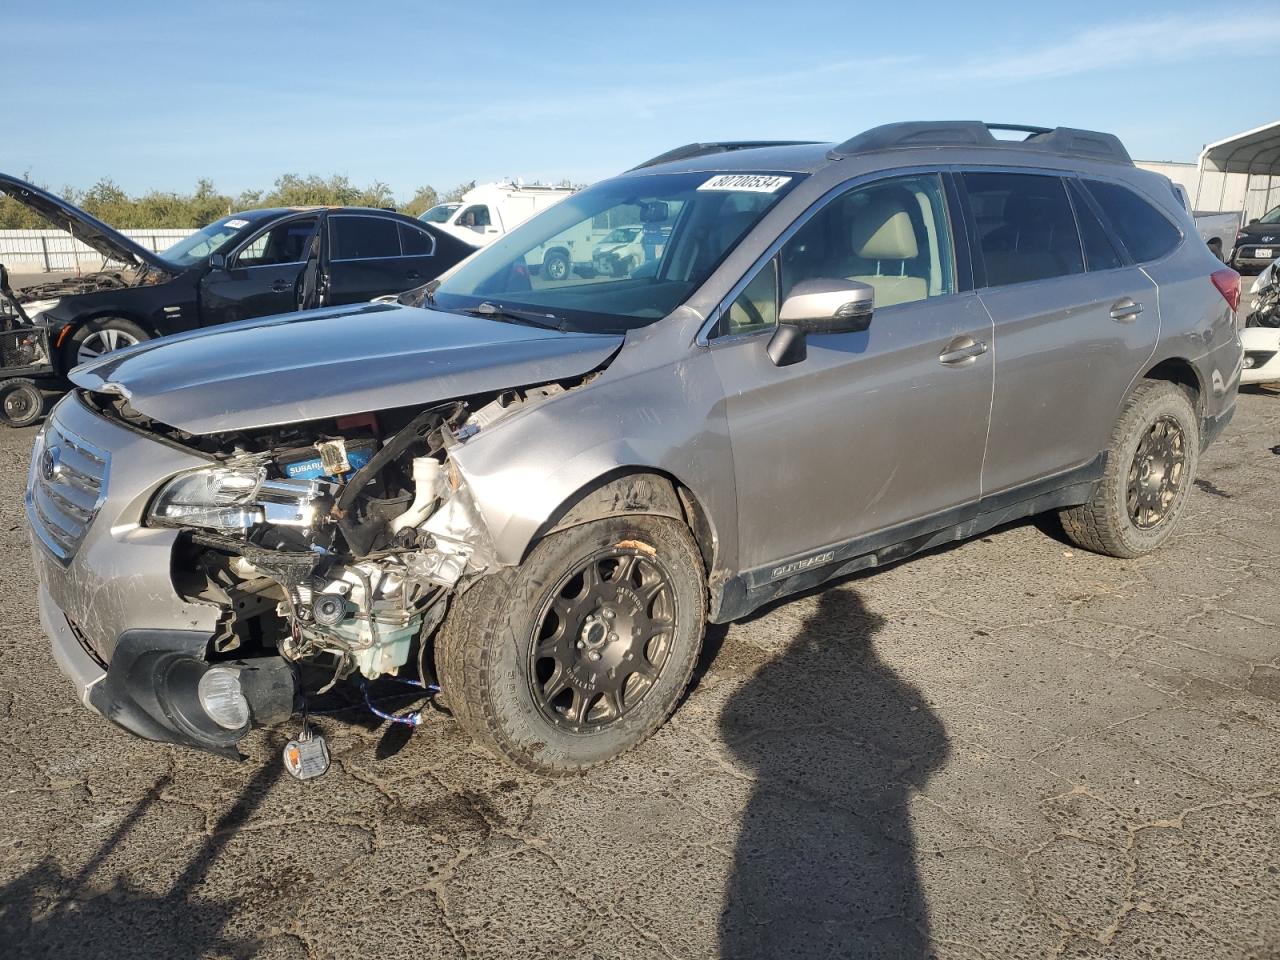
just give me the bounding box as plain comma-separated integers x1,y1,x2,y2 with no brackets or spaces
435,514,706,775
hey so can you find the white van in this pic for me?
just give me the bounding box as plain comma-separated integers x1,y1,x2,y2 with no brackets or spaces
419,182,575,247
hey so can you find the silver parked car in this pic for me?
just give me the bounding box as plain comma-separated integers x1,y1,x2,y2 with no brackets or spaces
29,122,1243,775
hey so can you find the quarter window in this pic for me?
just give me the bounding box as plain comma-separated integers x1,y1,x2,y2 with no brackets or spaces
330,216,401,261
726,257,778,336
235,217,317,267
1067,181,1124,272
399,223,435,257
1083,180,1181,263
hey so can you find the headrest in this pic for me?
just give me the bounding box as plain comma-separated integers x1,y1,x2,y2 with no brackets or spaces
850,199,918,260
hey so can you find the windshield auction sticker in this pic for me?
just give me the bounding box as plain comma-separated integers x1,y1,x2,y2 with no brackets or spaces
225,219,250,229
697,174,792,193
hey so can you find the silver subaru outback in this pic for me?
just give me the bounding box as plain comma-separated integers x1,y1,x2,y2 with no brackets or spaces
28,122,1243,774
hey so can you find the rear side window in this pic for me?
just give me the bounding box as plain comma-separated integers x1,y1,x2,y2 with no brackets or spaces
399,223,435,257
1067,181,1124,272
330,216,401,260
1083,180,1181,263
964,172,1083,287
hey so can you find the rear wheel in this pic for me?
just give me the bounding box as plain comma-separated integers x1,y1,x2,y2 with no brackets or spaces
435,514,706,775
542,250,570,282
66,317,148,368
1060,380,1200,558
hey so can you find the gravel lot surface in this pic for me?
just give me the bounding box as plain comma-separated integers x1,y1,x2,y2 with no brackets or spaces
0,387,1277,959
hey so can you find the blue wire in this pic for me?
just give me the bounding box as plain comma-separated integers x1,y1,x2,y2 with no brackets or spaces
306,676,440,721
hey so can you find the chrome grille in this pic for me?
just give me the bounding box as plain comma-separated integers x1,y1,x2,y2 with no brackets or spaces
26,419,109,562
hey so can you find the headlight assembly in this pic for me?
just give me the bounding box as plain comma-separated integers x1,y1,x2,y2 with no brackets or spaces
148,464,333,534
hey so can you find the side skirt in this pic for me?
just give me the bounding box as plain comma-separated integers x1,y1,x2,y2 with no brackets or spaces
710,455,1105,624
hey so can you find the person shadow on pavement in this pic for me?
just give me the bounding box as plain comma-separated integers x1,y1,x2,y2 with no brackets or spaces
719,586,949,959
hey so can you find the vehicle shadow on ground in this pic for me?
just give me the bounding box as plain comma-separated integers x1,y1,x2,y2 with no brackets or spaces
0,756,283,959
717,588,949,958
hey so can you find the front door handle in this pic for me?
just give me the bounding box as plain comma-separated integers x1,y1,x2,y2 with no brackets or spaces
271,279,289,293
406,270,421,281
938,336,988,366
1110,298,1144,322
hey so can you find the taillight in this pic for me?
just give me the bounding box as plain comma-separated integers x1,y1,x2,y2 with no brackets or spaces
1211,268,1240,312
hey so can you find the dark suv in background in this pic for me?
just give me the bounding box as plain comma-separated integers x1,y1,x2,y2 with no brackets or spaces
0,174,477,368
1231,202,1280,273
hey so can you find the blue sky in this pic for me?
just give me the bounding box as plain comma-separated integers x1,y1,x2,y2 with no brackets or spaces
6,0,1278,200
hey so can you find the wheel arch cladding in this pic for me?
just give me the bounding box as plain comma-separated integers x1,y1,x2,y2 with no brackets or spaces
537,469,717,572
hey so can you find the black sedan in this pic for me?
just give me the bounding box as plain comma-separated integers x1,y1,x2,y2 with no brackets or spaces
0,174,478,370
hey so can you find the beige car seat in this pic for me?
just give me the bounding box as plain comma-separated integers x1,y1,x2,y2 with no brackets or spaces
847,196,927,307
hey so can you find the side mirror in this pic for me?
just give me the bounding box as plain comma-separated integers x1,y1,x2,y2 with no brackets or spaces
0,263,8,291
208,253,227,271
767,278,874,367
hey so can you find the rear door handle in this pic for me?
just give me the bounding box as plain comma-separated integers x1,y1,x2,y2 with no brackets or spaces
406,270,421,281
1110,298,1144,322
271,279,289,293
938,336,988,366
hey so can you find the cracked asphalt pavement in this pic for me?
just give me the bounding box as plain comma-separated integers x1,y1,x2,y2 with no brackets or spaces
1,388,1278,959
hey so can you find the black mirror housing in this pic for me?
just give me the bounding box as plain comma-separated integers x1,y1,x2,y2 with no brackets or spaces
208,253,227,271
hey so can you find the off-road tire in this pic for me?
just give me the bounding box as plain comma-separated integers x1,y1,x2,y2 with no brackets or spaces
435,514,706,776
1059,380,1200,558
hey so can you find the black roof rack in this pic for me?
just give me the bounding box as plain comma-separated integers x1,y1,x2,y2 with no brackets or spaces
830,122,1132,166
631,141,822,171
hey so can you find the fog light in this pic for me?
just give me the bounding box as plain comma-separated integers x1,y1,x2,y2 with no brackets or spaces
1243,356,1255,368
197,667,251,729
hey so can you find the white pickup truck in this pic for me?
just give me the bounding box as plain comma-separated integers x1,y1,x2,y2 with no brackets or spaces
1171,183,1240,261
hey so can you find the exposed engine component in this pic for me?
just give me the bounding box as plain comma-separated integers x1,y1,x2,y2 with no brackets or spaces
155,380,571,692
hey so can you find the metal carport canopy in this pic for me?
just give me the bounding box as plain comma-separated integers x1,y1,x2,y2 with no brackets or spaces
1199,120,1280,175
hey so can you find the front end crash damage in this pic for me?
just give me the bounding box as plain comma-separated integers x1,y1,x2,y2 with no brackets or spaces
88,380,580,751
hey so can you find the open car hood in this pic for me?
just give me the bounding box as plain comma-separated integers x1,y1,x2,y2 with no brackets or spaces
0,173,170,271
70,302,623,434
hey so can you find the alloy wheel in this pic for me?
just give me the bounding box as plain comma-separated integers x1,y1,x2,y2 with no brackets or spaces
1127,414,1186,529
529,546,677,732
77,328,140,364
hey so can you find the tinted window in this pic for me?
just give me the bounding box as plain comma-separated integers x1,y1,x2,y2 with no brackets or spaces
1084,180,1181,263
236,217,317,267
780,173,955,308
330,216,400,260
964,173,1083,287
399,223,435,257
1067,182,1124,272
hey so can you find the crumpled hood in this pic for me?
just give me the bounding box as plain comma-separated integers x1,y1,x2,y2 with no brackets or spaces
0,173,170,272
70,302,623,434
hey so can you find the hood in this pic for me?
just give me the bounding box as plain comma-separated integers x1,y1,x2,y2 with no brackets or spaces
70,302,623,434
1240,220,1280,242
0,173,170,271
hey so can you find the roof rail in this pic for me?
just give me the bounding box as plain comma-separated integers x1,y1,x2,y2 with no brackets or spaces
830,122,1132,165
631,141,821,171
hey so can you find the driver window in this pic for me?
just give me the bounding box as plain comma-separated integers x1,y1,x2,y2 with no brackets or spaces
235,218,317,268
780,174,954,309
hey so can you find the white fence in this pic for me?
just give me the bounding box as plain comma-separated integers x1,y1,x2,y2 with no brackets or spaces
0,229,194,272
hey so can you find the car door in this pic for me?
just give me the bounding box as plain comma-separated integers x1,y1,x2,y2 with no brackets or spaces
325,214,422,305
198,215,319,325
710,172,994,574
963,171,1160,496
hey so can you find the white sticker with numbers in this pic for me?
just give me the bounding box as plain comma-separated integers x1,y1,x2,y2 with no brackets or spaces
697,174,792,193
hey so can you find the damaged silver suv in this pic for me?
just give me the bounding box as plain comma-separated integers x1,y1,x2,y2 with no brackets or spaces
29,123,1243,775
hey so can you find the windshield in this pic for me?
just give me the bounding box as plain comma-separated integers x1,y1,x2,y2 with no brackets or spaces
432,171,800,332
420,203,461,224
1258,205,1280,225
160,216,255,267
